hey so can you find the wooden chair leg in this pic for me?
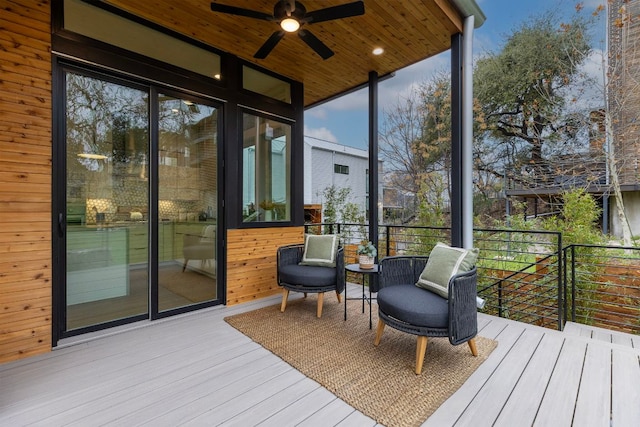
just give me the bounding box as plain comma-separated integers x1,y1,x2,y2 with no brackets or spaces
316,292,324,318
415,336,428,375
468,338,478,356
374,319,385,346
280,289,289,313
335,290,342,303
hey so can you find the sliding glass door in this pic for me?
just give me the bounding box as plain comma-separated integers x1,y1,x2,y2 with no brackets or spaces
61,69,219,334
157,93,218,312
65,71,150,330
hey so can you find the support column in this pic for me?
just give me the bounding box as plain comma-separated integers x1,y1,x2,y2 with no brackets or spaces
451,34,463,247
368,71,379,253
462,15,475,249
451,16,475,249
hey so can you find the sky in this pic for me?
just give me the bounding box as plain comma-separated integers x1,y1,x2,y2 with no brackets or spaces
304,0,606,150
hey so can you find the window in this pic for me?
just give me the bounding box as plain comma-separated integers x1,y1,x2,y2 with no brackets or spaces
243,66,291,103
242,113,291,222
64,0,221,80
334,164,349,175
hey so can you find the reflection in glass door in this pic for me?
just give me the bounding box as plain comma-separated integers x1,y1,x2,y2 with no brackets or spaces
65,71,150,331
62,70,220,334
158,95,218,312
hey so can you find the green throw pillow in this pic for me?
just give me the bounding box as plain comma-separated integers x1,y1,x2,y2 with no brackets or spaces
299,234,339,267
416,242,479,298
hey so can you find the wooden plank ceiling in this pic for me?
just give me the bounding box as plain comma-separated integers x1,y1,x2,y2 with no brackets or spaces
102,0,463,107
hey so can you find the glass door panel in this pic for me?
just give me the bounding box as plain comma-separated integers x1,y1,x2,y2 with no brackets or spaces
65,71,149,331
158,95,218,312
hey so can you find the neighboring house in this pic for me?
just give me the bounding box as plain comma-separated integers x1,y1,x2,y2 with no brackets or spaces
607,0,640,237
505,110,608,224
303,137,383,222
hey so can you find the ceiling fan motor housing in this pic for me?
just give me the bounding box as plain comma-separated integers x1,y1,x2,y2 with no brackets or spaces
274,1,306,22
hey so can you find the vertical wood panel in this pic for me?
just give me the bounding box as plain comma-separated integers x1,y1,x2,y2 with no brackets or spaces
226,227,304,305
0,0,52,364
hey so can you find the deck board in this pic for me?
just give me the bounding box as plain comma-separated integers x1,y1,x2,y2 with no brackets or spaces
423,318,524,426
251,386,342,427
493,333,564,426
572,343,612,427
0,295,638,427
611,349,640,426
454,328,545,426
564,321,637,349
532,338,587,426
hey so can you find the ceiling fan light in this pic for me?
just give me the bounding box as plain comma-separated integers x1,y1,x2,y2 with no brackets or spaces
78,153,108,160
280,18,300,32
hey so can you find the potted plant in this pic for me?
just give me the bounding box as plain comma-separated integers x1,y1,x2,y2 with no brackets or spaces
356,240,377,269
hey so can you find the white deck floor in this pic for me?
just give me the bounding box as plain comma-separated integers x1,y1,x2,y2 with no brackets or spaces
1,289,639,427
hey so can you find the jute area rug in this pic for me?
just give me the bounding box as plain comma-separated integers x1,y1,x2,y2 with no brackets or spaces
225,295,497,427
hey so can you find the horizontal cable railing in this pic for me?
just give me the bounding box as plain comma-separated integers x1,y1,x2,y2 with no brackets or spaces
564,244,640,335
305,223,639,336
472,227,562,330
506,155,607,192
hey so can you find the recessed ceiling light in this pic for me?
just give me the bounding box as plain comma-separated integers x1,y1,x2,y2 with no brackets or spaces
372,47,384,55
214,73,221,80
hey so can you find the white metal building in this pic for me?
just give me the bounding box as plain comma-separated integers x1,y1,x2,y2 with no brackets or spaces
303,137,383,221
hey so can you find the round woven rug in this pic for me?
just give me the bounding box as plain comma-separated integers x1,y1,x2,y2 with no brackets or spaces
225,294,497,427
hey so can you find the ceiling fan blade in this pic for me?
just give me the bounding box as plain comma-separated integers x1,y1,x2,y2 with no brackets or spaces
210,3,274,21
254,31,286,59
303,1,365,24
298,29,334,60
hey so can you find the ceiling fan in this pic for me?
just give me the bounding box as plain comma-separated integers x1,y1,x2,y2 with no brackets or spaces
210,1,365,60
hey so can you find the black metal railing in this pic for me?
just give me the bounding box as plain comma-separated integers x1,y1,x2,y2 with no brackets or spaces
563,244,640,335
304,222,639,335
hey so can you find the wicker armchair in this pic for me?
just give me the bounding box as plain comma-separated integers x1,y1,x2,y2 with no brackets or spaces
277,244,345,318
374,255,478,374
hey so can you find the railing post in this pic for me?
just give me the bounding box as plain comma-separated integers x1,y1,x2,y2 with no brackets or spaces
498,280,503,318
562,244,567,328
571,244,576,322
557,232,563,331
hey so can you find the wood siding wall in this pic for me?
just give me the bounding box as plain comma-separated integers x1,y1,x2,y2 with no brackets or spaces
0,0,53,364
226,227,304,305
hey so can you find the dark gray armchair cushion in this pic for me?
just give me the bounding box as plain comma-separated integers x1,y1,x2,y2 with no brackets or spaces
278,264,337,287
377,284,448,328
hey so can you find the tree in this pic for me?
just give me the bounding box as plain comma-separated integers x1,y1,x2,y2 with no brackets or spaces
321,185,365,240
380,71,493,224
380,73,450,194
474,9,592,184
379,72,455,224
